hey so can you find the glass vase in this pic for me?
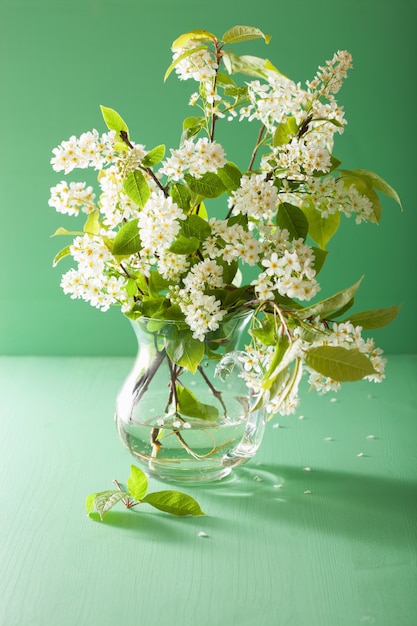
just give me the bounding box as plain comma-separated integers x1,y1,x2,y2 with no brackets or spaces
115,312,266,484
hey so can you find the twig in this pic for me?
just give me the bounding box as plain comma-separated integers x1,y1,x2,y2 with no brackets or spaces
198,365,228,416
248,124,266,171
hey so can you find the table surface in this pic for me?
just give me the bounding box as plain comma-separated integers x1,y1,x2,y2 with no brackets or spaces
1,354,416,626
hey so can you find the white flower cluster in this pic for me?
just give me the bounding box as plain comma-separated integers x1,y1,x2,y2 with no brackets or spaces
50,129,117,174
169,259,227,341
160,138,226,181
48,181,96,216
307,50,353,99
228,174,278,221
269,137,332,180
301,177,375,223
203,219,262,266
97,165,140,228
253,233,320,302
173,42,218,86
171,285,226,341
137,192,185,257
240,74,308,131
60,234,127,311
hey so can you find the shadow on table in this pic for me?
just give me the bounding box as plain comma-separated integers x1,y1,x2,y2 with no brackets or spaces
199,463,417,548
87,508,196,541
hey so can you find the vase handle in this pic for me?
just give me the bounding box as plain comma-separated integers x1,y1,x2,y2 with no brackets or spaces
215,351,266,468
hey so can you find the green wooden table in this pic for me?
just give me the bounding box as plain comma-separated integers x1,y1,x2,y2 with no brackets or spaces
1,355,416,626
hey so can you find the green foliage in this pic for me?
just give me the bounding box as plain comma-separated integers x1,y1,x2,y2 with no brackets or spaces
176,385,219,421
249,314,276,346
52,245,71,267
142,145,165,167
170,183,191,211
112,219,141,256
298,277,363,319
223,52,277,78
100,105,129,136
166,331,205,373
217,162,242,192
86,465,205,521
184,172,226,198
180,213,212,241
273,117,298,147
182,116,206,142
126,464,148,500
344,305,402,330
304,346,376,381
168,235,200,255
123,170,150,208
171,29,216,50
339,168,403,214
301,201,341,249
141,491,206,516
276,203,309,241
222,25,271,45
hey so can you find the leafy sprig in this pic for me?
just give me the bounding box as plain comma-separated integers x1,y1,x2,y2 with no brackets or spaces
86,465,205,521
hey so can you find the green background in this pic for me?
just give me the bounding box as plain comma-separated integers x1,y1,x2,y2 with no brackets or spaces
1,0,415,356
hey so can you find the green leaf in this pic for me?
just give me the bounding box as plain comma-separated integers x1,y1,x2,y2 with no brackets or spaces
176,385,219,421
273,117,298,147
298,277,363,319
112,219,141,256
52,244,71,267
222,25,271,45
181,116,206,141
168,234,200,255
86,493,97,515
311,247,328,275
216,72,238,88
262,335,290,390
340,168,402,210
166,332,205,373
148,270,171,296
344,305,401,330
217,162,242,192
142,490,205,516
100,105,129,135
184,172,226,198
180,213,212,241
123,170,150,208
164,45,208,82
142,145,165,167
126,277,138,298
249,314,276,346
362,186,382,224
171,29,216,50
300,200,341,249
139,297,166,318
215,258,237,285
222,52,277,78
83,211,100,235
326,297,355,320
91,490,129,521
170,183,191,211
127,465,148,501
276,203,309,241
51,227,83,237
304,346,375,381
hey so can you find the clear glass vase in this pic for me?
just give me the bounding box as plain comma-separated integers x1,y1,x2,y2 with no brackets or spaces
115,312,266,484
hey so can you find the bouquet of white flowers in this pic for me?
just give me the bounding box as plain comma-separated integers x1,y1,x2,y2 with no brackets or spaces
50,25,401,429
